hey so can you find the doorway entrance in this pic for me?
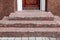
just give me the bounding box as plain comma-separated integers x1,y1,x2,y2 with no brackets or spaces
17,0,46,11
22,0,40,10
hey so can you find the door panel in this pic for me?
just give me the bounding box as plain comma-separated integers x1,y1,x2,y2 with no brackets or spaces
23,0,40,10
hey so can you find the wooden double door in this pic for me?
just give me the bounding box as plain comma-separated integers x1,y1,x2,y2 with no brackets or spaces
23,0,40,10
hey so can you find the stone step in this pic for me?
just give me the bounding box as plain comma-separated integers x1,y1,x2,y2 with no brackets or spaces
0,27,60,37
0,23,58,28
0,20,59,27
8,10,54,21
0,27,60,32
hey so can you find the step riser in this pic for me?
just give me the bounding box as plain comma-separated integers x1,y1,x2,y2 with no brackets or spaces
0,32,59,37
0,24,58,28
8,17,54,21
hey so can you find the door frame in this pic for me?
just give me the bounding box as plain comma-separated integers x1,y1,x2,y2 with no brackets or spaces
17,0,46,11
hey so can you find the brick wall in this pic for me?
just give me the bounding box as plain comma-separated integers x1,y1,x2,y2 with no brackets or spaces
0,0,17,20
47,0,60,16
0,0,4,19
3,0,14,16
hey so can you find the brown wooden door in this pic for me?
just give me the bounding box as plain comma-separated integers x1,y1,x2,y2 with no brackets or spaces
23,0,40,10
